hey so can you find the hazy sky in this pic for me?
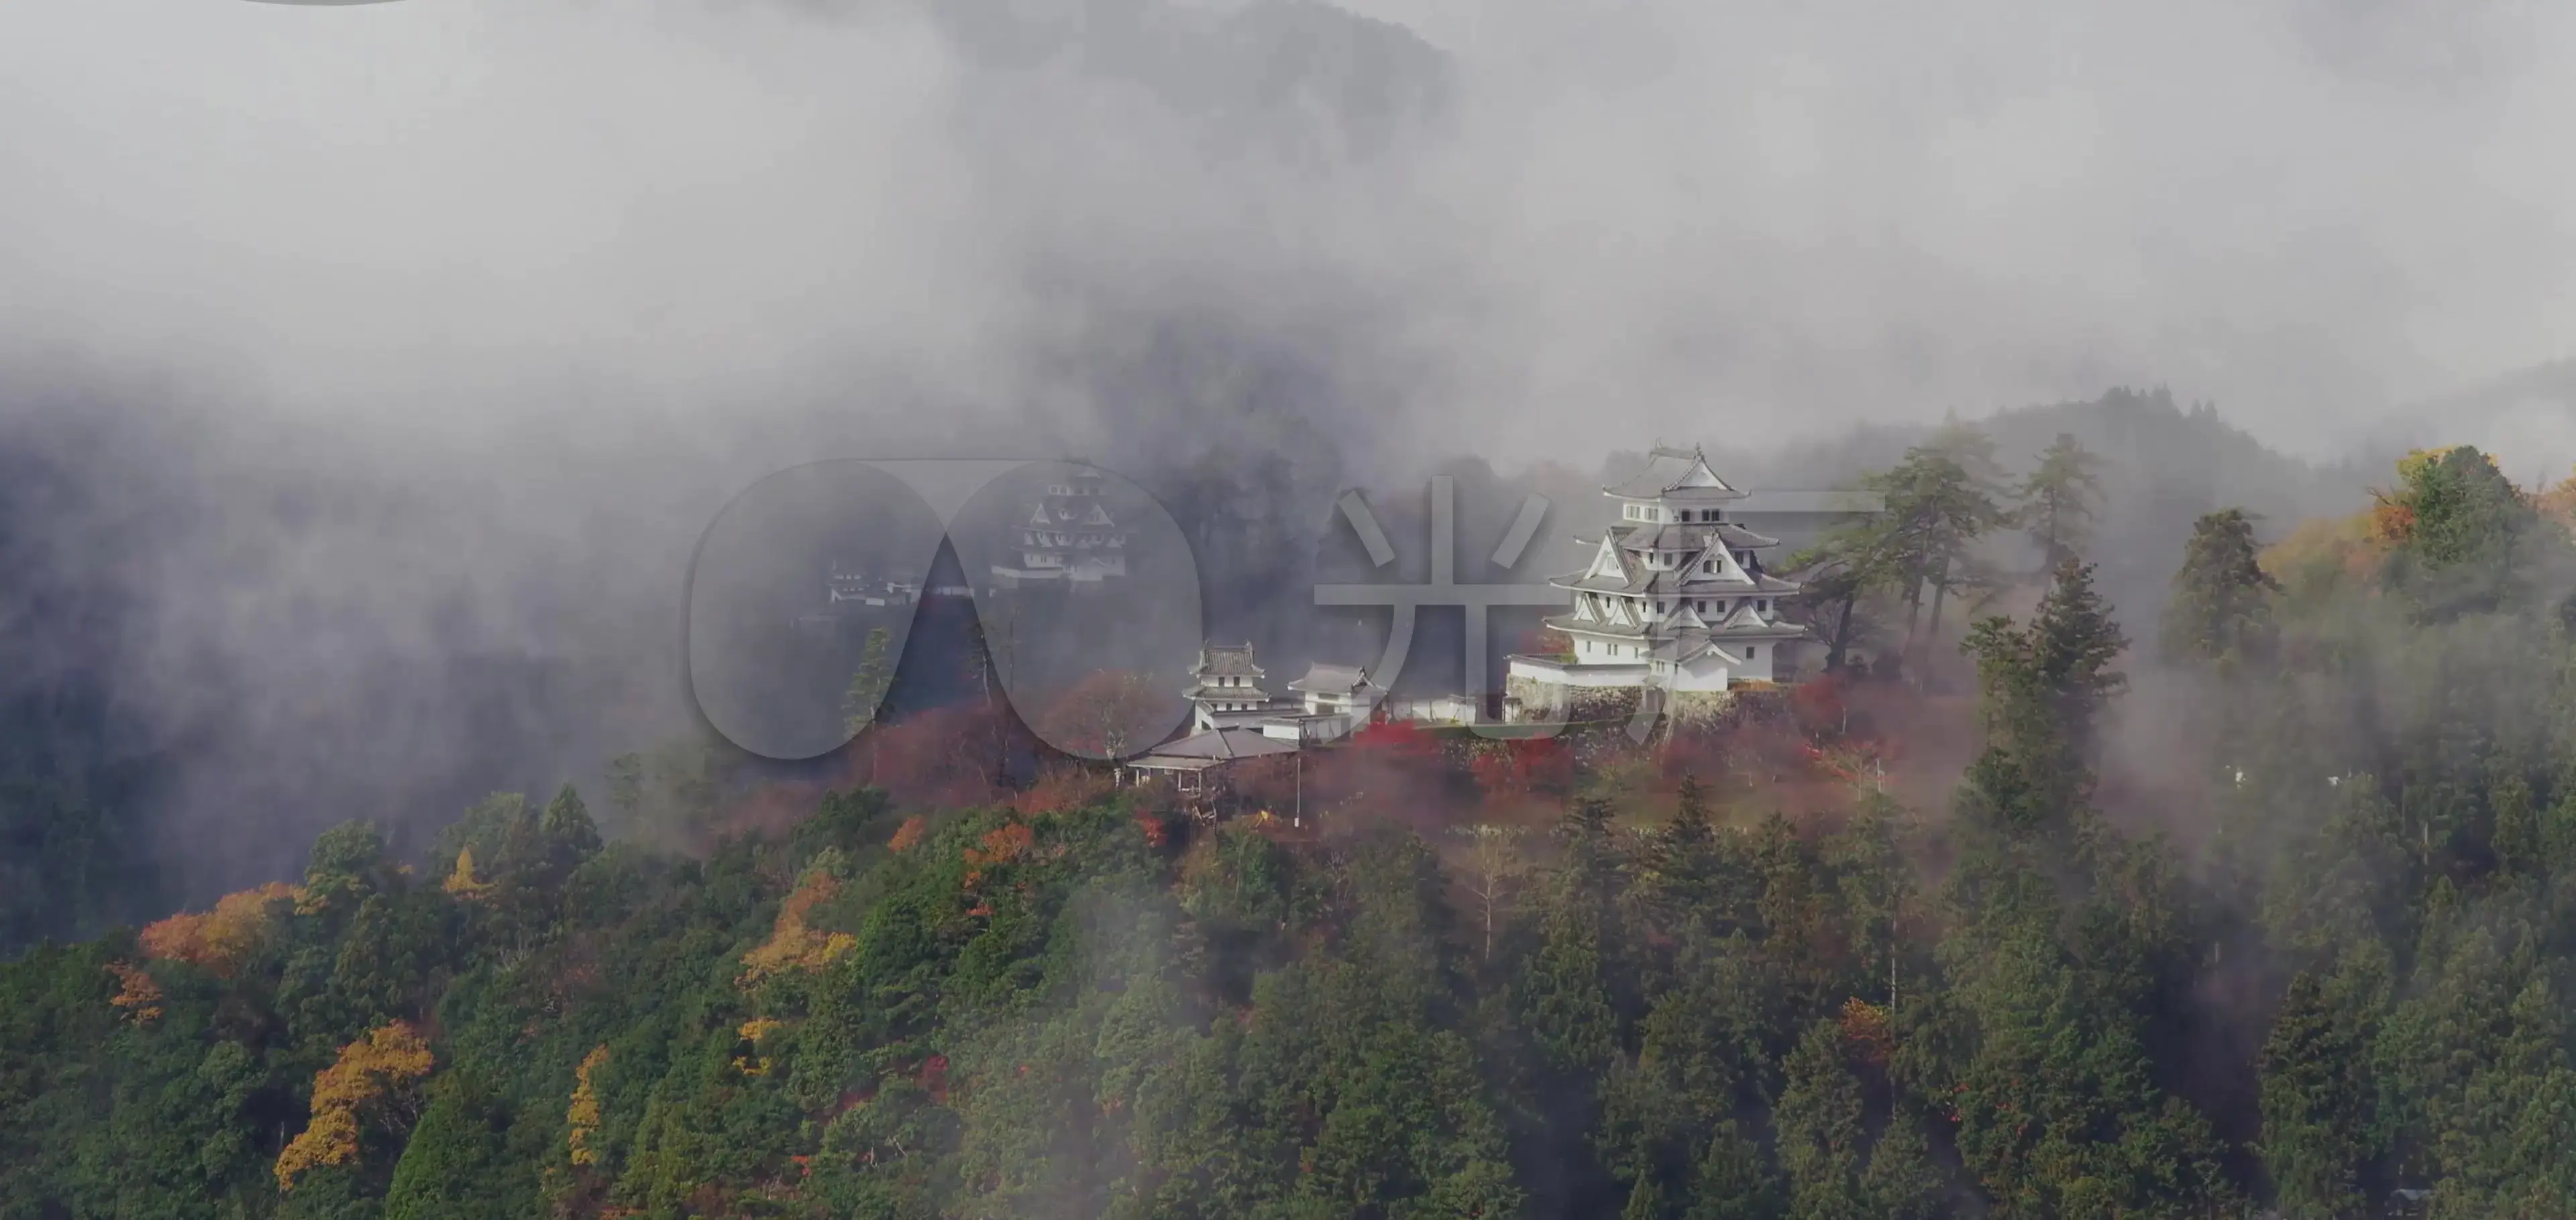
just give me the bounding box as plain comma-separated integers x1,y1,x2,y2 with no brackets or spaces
7,0,2574,895
5,0,2572,472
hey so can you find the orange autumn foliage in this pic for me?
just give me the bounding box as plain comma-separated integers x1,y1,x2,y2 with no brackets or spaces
276,1022,435,1191
964,822,1036,868
2540,470,2576,534
105,961,164,1026
1011,764,1115,817
1839,997,1894,1068
888,815,928,853
140,882,303,979
737,869,856,986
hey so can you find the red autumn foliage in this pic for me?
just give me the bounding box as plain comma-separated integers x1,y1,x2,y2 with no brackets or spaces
1790,672,1850,737
1010,764,1115,817
1027,670,1170,760
855,703,1015,809
709,781,825,846
1467,737,1572,798
1349,719,1440,757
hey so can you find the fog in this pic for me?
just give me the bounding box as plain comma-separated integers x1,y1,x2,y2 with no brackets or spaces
4,0,2573,905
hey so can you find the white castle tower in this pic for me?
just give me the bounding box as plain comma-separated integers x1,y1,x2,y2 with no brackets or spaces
1508,445,1810,702
991,467,1130,591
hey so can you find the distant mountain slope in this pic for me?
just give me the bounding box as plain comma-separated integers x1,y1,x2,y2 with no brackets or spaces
2368,360,2576,486
1592,387,2378,635
913,0,1452,158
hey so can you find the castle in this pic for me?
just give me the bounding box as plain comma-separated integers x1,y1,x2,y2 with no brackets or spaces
1507,445,1817,717
990,467,1130,591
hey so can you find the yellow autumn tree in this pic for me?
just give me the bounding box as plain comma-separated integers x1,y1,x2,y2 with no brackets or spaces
275,1022,435,1191
2540,468,2576,534
105,961,164,1026
737,866,856,986
443,846,496,900
139,882,303,979
566,1045,610,1166
734,1018,784,1076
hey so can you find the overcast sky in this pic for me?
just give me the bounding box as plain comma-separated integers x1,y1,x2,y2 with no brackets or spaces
5,0,2572,474
7,0,2575,893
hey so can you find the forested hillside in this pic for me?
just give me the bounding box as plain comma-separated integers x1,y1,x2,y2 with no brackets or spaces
5,442,2574,1219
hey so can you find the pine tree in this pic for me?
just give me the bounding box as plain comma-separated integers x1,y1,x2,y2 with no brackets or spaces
1686,1120,1787,1220
2163,507,2279,665
1864,427,2011,662
2015,432,2107,570
540,784,602,867
843,625,896,738
2257,971,2374,1219
1776,1020,1869,1220
1860,1110,1948,1220
1646,775,1722,916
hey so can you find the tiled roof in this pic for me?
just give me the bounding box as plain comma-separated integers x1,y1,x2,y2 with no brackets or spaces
1287,663,1377,697
1195,643,1263,678
1615,521,1783,552
1603,446,1749,502
1145,727,1301,761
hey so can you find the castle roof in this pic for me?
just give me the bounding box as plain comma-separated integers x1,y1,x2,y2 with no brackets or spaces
1609,521,1783,553
1603,446,1749,503
1287,662,1378,697
1193,643,1263,679
1144,726,1301,762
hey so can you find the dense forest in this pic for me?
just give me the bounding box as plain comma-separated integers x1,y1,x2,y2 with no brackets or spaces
5,435,2576,1219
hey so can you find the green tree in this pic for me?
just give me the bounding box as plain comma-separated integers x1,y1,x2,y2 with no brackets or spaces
1775,1019,1868,1220
1861,1110,1949,1220
2015,432,2108,570
843,625,896,739
1688,1120,1787,1220
2257,971,2375,1219
1788,513,1902,674
1863,425,2011,662
2163,507,2279,666
539,783,602,867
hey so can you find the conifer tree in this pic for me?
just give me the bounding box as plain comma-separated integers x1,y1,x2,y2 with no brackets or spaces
1860,1110,1947,1220
540,784,602,866
1864,426,2011,661
1687,1119,1788,1220
2257,970,2375,1219
1775,1019,1868,1220
2163,507,2279,666
2015,431,2107,570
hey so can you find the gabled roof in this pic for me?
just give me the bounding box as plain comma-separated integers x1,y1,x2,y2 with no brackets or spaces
1145,727,1301,762
1604,446,1749,503
1731,489,1886,515
1287,662,1378,697
1185,684,1274,702
1194,643,1263,678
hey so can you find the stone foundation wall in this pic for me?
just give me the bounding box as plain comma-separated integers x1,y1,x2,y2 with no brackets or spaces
1505,677,1737,733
